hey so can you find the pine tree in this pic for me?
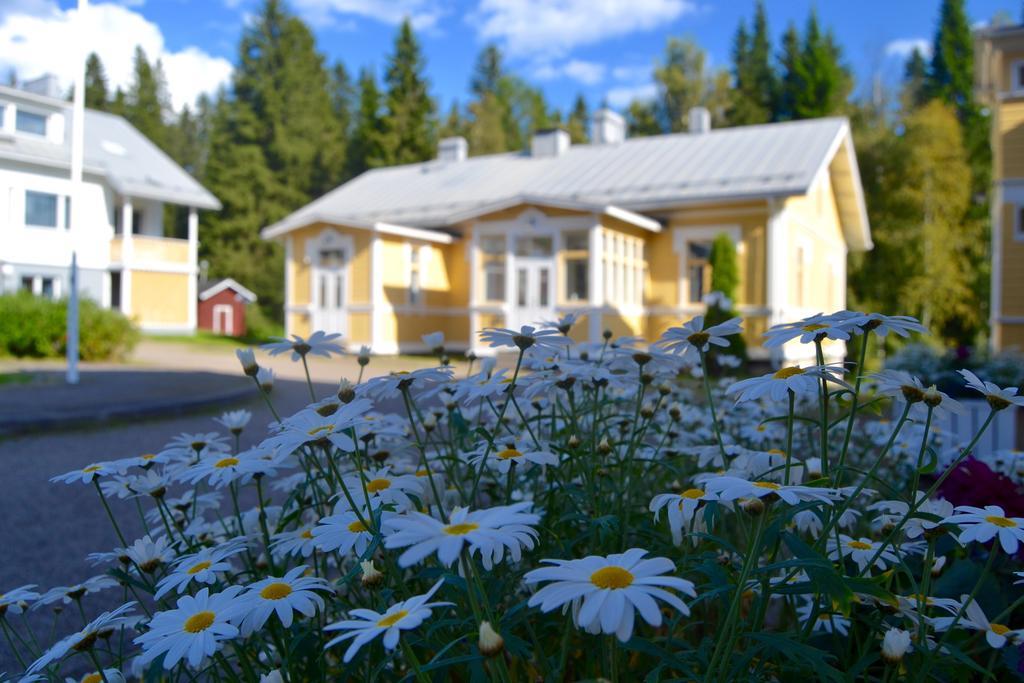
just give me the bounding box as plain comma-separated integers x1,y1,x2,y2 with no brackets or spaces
84,53,108,110
775,23,802,120
926,0,975,116
730,0,775,124
328,62,355,180
347,67,386,174
566,94,589,143
125,47,170,151
791,11,850,119
903,48,929,109
380,19,436,165
471,45,503,97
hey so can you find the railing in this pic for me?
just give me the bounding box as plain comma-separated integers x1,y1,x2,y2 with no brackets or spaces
110,235,190,265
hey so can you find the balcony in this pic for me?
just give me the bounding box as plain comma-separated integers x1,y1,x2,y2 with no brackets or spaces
110,235,190,265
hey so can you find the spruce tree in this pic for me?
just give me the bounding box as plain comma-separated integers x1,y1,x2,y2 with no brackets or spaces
730,0,776,124
439,101,467,139
926,0,975,116
791,12,850,119
347,67,386,174
471,45,503,97
903,48,929,109
380,19,436,165
775,23,802,120
566,94,589,143
125,47,170,150
84,53,108,110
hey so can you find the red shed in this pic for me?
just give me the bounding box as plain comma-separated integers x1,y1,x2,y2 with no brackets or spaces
197,278,257,337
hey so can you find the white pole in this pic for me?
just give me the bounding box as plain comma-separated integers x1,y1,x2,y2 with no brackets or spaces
66,0,87,385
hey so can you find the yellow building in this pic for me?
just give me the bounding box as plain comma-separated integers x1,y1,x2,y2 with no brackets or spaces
977,25,1024,351
262,109,871,363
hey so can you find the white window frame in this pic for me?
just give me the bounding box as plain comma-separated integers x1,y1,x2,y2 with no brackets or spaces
672,225,742,310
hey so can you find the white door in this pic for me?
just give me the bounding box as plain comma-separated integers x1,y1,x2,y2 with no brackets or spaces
212,304,233,336
315,247,347,335
511,258,554,330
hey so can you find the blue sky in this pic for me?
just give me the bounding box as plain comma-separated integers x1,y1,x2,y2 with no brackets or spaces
1,0,1017,113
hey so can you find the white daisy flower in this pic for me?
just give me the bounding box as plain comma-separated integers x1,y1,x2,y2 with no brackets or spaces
99,475,139,500
340,468,424,512
524,548,696,642
796,601,851,635
844,312,928,338
357,367,454,400
125,469,172,499
763,313,856,348
869,495,953,539
257,366,275,391
958,369,1024,411
35,576,118,608
703,476,838,506
649,489,711,545
236,347,258,375
178,453,250,488
0,585,39,616
466,437,559,474
124,535,175,573
238,566,331,635
793,508,859,538
961,597,1023,648
944,505,1024,554
726,365,849,403
383,503,540,569
421,331,445,352
479,325,572,352
64,669,126,683
827,535,898,573
134,586,248,670
540,312,581,335
271,525,319,559
656,315,743,362
156,542,247,599
159,432,231,461
452,369,513,403
215,409,252,434
50,461,124,485
323,579,451,663
262,331,344,361
261,399,373,456
27,603,136,673
312,507,393,557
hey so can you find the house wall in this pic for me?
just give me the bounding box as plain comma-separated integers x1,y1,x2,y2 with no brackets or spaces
131,270,190,328
197,289,247,337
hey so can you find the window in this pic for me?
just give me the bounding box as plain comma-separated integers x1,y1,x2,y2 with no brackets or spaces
515,236,553,257
1013,61,1024,91
110,272,122,309
687,242,712,304
20,276,33,292
480,235,507,302
113,206,144,234
25,190,58,227
64,197,71,229
407,245,423,306
40,277,54,298
563,231,589,302
15,109,47,136
20,275,58,298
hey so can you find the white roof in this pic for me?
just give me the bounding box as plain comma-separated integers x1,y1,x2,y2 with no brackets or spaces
198,278,257,302
0,85,220,210
262,116,869,250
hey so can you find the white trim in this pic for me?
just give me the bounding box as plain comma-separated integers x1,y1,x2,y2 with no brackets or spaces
997,316,1024,324
120,199,133,316
111,262,196,275
186,208,199,330
198,277,258,303
991,186,1004,350
443,195,662,232
1011,59,1024,92
588,222,604,342
375,221,455,244
370,234,383,349
671,224,742,306
261,214,454,243
284,236,294,338
211,303,234,335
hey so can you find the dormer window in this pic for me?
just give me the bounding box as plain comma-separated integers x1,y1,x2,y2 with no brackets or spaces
15,109,47,136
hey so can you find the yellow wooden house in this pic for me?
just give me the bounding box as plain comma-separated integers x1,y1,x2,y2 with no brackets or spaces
977,24,1024,351
261,109,871,363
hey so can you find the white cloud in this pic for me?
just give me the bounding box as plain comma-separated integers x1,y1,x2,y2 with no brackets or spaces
612,64,651,82
290,0,445,30
471,0,695,59
605,82,657,108
884,38,931,60
0,1,232,112
534,59,606,85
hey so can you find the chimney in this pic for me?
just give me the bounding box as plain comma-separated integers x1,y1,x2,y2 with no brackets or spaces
591,108,626,145
438,136,468,162
530,128,571,158
22,74,62,99
687,107,711,134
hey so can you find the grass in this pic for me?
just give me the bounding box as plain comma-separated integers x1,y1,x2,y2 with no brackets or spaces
143,331,276,348
0,372,33,387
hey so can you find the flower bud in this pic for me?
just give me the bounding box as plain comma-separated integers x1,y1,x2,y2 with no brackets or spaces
881,627,911,663
668,402,682,421
923,385,944,408
602,329,613,341
236,348,258,376
598,437,612,455
337,379,356,403
741,497,765,516
422,414,437,433
357,346,371,367
930,555,947,577
640,402,655,419
657,381,672,396
478,621,505,657
257,367,275,392
567,435,581,449
360,560,384,588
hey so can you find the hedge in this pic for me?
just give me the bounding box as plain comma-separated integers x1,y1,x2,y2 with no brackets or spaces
0,292,139,360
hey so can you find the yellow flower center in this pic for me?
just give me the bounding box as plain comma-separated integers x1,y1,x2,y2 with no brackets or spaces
767,449,785,456
214,457,239,468
300,529,313,539
991,623,1011,635
366,478,392,493
754,481,781,490
82,674,103,683
141,454,157,461
802,324,827,332
378,610,408,627
590,566,635,589
415,469,429,477
259,582,293,600
183,611,216,633
83,465,102,473
773,366,804,379
848,541,873,550
348,520,368,533
444,522,479,535
497,448,523,460
682,488,705,499
307,424,334,436
985,515,1017,528
187,561,212,575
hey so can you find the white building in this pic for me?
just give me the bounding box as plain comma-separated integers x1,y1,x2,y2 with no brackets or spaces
0,75,220,332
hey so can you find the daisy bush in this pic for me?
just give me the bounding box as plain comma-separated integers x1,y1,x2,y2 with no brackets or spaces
3,311,1024,681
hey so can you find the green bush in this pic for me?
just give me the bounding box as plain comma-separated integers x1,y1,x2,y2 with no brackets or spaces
243,303,284,343
707,233,748,367
0,292,138,360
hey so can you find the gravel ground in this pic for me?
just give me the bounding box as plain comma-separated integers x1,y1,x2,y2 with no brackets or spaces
0,376,328,676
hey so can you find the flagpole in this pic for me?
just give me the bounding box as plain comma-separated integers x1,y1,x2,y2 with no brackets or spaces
66,0,87,385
